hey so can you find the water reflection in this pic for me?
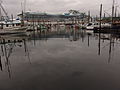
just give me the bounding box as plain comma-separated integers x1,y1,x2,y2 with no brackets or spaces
0,56,2,71
0,26,120,81
23,39,31,64
0,41,13,78
0,38,31,78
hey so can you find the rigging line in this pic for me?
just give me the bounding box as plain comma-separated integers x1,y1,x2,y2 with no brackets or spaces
104,8,112,12
103,10,111,17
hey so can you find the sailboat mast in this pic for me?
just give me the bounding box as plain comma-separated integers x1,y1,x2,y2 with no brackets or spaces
0,7,1,20
24,0,26,13
115,6,118,17
111,0,115,25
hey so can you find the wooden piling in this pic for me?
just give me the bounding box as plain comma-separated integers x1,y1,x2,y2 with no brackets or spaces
98,4,102,55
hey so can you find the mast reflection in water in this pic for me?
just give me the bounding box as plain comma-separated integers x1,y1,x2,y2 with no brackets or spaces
0,27,120,90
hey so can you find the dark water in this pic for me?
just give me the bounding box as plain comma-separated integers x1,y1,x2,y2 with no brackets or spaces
0,30,120,90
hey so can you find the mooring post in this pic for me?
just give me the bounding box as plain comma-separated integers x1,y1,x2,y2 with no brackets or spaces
98,4,102,55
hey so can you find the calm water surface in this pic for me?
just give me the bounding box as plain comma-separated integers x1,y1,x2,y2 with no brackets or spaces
0,31,120,90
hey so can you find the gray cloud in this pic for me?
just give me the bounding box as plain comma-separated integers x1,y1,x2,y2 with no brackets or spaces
2,0,120,17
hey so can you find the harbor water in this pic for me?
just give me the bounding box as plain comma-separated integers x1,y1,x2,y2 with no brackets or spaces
0,29,120,90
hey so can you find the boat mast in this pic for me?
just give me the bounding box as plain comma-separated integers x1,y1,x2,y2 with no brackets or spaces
88,11,90,23
21,1,24,27
0,0,9,21
0,6,1,20
24,0,26,13
111,0,115,25
115,6,118,17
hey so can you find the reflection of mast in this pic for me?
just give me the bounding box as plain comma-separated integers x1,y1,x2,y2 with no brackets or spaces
3,39,9,65
108,40,112,63
7,65,12,78
33,16,36,46
1,45,4,56
2,40,12,78
98,34,101,55
108,0,115,63
0,56,3,71
23,39,31,64
88,33,90,47
81,30,85,42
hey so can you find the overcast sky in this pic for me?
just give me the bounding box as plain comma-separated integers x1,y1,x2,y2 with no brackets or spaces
2,0,120,17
